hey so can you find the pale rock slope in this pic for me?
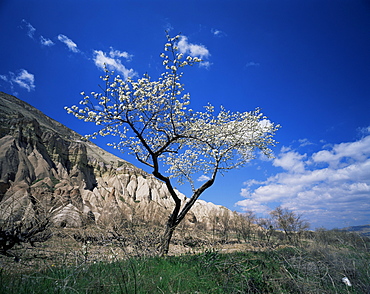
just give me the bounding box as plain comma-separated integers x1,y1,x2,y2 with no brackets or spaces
0,92,232,230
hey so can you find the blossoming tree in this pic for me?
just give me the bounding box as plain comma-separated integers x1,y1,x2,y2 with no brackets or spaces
65,34,280,255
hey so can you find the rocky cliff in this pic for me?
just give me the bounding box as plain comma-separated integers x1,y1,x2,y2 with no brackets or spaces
0,92,232,231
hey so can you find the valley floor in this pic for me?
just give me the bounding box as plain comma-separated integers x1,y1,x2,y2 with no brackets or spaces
1,227,369,293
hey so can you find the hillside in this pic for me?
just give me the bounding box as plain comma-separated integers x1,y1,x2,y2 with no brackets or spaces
343,224,370,237
0,92,232,232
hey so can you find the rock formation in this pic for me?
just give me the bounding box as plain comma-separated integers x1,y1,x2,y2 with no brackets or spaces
0,92,232,231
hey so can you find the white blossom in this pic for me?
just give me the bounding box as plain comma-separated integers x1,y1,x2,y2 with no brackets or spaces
66,33,279,191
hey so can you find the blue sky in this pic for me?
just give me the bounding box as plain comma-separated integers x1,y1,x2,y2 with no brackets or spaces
1,0,369,229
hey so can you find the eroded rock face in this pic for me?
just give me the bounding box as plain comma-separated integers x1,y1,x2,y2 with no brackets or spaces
0,92,232,231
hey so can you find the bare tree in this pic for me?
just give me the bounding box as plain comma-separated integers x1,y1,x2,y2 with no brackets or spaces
257,217,275,245
66,33,280,255
218,208,232,243
235,211,256,243
209,208,220,243
270,206,310,244
0,195,52,257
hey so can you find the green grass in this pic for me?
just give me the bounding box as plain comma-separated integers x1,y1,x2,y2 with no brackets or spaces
0,251,277,293
1,232,369,293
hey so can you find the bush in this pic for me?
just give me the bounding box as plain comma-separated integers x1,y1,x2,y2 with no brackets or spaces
0,196,52,257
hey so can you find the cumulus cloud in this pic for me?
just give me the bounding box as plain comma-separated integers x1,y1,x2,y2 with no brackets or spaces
93,47,136,79
236,133,370,229
176,36,212,68
177,36,210,59
58,34,79,53
236,198,271,214
0,69,36,92
108,48,133,60
13,69,35,91
273,150,307,173
312,136,370,168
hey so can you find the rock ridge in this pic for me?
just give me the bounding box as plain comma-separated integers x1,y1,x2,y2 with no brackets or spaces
0,92,233,231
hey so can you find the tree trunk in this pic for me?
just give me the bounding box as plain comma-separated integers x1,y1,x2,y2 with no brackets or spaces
153,170,216,256
158,220,177,256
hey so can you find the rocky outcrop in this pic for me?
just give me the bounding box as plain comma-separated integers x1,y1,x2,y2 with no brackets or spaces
0,92,231,231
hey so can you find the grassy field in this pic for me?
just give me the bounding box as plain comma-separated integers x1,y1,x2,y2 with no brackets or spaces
1,228,369,293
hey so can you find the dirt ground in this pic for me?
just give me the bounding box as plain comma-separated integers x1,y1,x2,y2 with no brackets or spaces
0,227,259,274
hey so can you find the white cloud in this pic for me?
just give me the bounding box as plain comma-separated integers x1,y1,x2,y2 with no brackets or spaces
93,48,136,79
211,28,226,37
197,175,211,182
1,69,36,92
163,21,173,32
199,61,212,69
40,36,54,46
109,48,133,60
236,133,370,229
245,61,260,68
21,19,36,39
177,36,210,59
93,105,103,111
298,138,313,147
20,20,55,47
13,69,35,91
58,34,79,53
312,136,370,167
273,150,306,173
236,198,269,214
211,29,222,36
358,126,370,135
0,75,8,81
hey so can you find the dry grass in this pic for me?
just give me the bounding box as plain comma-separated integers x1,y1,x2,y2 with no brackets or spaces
1,226,369,293
0,224,263,274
